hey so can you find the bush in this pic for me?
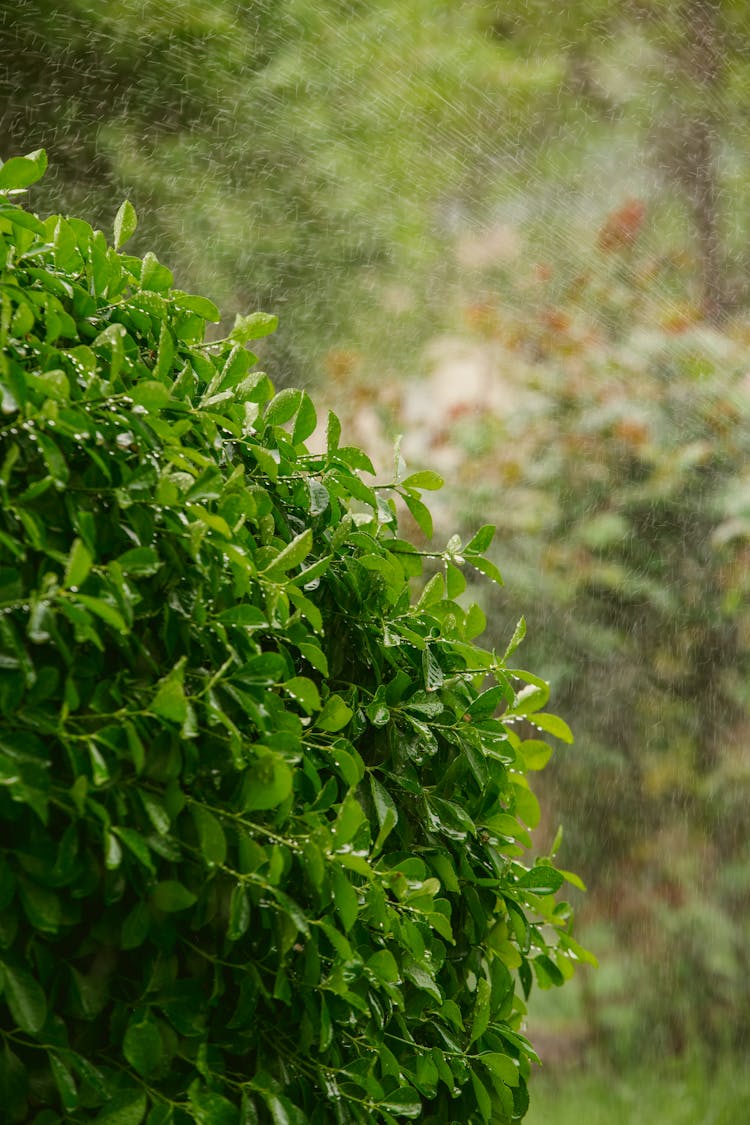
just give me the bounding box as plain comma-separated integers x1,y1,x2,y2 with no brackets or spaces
0,150,589,1124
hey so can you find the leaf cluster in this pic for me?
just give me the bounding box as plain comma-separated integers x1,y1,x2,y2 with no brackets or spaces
0,152,588,1123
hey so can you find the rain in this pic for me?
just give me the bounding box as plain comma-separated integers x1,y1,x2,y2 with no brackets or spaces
3,0,750,1120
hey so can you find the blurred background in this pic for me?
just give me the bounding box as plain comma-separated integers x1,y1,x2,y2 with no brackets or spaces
5,1,750,1118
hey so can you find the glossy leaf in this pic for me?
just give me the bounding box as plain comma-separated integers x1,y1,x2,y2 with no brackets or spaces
113,200,137,251
0,961,47,1033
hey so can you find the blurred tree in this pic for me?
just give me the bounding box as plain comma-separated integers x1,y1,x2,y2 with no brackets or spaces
0,0,560,383
474,0,747,317
436,238,750,1055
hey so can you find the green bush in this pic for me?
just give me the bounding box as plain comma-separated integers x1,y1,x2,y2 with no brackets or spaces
0,150,589,1124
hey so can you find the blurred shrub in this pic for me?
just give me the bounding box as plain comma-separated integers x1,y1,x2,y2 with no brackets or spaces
1,0,569,385
390,203,750,1057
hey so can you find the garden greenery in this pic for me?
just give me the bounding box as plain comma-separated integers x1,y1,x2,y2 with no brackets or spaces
0,150,590,1124
432,223,750,1055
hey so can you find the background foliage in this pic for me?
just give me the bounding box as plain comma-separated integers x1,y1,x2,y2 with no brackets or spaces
0,151,586,1123
429,237,750,1059
8,0,750,382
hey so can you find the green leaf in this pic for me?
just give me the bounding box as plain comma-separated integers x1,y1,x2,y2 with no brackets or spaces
480,1052,520,1086
0,1044,27,1123
0,960,47,1033
140,252,173,292
315,694,353,732
151,881,197,912
402,956,442,1002
445,560,466,598
104,830,122,870
467,685,506,720
560,868,587,892
378,1088,422,1118
335,445,375,473
468,554,503,586
242,752,293,811
218,604,267,627
36,431,68,482
417,572,444,609
367,949,400,984
371,778,398,855
191,805,227,866
146,1105,174,1125
230,311,278,344
520,739,553,770
511,784,541,829
331,793,366,847
113,200,137,250
75,594,128,633
422,646,444,692
517,864,565,895
330,866,359,933
503,616,526,659
401,470,444,491
292,391,317,444
131,381,171,411
465,524,496,553
49,1052,78,1112
307,478,330,516
283,675,321,714
0,149,47,191
64,538,93,589
188,1085,239,1125
530,712,574,743
95,1088,147,1124
469,976,491,1045
123,1015,163,1077
401,491,433,538
149,662,188,724
326,410,341,454
228,884,251,941
325,741,363,787
27,367,70,401
113,827,155,874
172,291,220,321
471,1070,492,1124
19,878,61,933
116,547,161,576
508,680,549,716
121,902,151,950
264,529,313,576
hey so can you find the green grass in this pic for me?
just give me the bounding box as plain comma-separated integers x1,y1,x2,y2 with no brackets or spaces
525,1057,750,1125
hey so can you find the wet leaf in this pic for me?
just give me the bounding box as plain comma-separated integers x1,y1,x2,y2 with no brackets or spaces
0,961,47,1033
113,200,137,250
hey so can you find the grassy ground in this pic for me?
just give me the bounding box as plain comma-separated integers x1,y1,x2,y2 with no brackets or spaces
525,1058,750,1125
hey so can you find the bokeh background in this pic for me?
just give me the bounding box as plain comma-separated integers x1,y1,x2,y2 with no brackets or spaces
5,1,750,1118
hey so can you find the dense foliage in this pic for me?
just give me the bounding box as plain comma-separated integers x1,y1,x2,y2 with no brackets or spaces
0,151,588,1124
